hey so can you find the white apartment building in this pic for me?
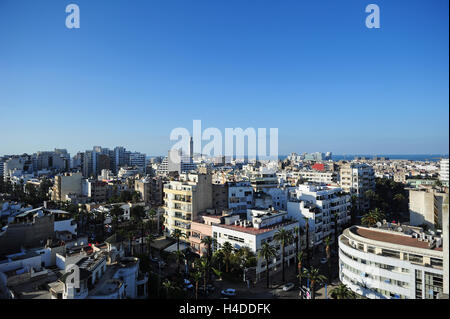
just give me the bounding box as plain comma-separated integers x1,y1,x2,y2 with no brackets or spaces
212,208,299,280
249,169,279,191
292,170,338,184
339,162,375,211
228,181,253,213
57,242,147,299
439,158,449,186
287,184,351,248
339,224,445,299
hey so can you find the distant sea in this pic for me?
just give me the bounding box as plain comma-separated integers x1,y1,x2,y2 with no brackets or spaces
147,154,448,162
282,154,448,162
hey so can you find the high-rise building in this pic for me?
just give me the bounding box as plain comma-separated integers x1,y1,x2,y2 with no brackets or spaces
163,172,213,238
129,152,146,171
82,150,97,178
339,162,375,211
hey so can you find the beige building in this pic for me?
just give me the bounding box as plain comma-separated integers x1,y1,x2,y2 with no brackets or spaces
134,176,163,206
163,173,213,238
52,172,83,202
339,162,375,211
409,187,449,230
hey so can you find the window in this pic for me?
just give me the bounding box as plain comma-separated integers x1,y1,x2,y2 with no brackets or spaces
407,254,423,264
381,249,400,259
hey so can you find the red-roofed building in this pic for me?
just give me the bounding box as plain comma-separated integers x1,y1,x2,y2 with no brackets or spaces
311,163,325,171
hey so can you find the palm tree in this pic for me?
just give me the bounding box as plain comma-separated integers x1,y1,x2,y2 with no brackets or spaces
273,228,293,283
162,280,176,299
147,208,157,232
192,271,202,300
303,267,326,299
293,226,300,276
332,212,339,252
171,229,185,252
257,242,277,288
361,208,385,227
201,236,214,261
221,241,234,273
146,233,155,257
329,283,356,299
174,250,186,273
171,229,186,271
324,236,332,284
303,217,310,268
212,250,225,272
212,267,223,281
199,257,209,293
296,251,304,285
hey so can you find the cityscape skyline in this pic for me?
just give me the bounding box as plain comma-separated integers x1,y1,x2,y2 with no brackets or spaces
1,0,449,156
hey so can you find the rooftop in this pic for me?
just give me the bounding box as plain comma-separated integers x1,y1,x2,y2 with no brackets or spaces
352,227,443,252
216,219,297,235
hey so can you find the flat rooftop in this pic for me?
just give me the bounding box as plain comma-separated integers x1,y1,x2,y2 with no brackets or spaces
216,220,297,235
353,227,443,251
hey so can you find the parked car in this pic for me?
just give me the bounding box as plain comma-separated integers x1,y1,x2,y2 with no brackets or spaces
184,279,193,289
282,283,295,291
221,288,236,296
320,257,328,264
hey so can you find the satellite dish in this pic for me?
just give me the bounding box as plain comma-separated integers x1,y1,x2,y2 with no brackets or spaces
376,222,382,227
397,227,403,232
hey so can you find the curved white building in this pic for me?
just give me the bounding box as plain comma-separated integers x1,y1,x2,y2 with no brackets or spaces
339,224,444,299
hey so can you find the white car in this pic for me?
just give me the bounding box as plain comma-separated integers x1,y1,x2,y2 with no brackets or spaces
221,288,236,296
282,283,295,291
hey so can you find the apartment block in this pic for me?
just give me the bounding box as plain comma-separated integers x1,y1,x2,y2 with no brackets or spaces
339,162,375,211
163,173,213,237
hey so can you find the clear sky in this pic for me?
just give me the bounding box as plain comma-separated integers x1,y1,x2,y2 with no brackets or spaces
0,0,448,157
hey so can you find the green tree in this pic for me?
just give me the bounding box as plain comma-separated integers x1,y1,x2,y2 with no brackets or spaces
303,267,326,299
274,228,293,283
324,236,332,284
192,271,202,300
171,229,186,272
361,208,385,227
329,283,356,299
257,242,277,288
221,241,234,273
293,226,301,277
110,205,124,232
303,218,311,268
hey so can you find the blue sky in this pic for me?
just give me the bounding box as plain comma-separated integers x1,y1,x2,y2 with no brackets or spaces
0,0,448,156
